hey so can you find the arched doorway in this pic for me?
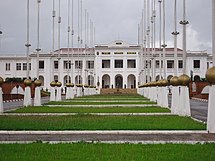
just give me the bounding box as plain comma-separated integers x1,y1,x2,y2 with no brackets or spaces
75,75,83,84
167,75,173,81
127,74,136,88
87,75,94,86
64,75,71,86
102,74,110,88
115,75,123,88
39,75,44,86
194,75,201,82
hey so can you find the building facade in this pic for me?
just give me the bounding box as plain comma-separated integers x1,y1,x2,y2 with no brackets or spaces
0,40,212,93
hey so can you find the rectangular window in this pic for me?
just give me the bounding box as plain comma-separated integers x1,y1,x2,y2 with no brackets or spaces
193,60,200,68
115,60,123,68
167,60,174,69
75,61,83,69
127,59,136,68
23,63,27,70
155,60,163,68
146,60,151,68
114,52,123,55
16,63,21,71
178,60,183,69
39,61,44,69
102,52,110,55
127,52,136,54
87,61,94,69
102,60,110,68
64,61,71,69
54,61,58,69
6,63,10,71
29,63,31,70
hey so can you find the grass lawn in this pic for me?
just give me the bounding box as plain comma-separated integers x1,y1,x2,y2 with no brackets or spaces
0,143,214,161
9,106,170,113
0,115,205,130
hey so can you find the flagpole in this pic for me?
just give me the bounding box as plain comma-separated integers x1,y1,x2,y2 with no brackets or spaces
162,0,167,79
172,0,179,76
25,0,31,79
36,0,41,79
180,0,189,74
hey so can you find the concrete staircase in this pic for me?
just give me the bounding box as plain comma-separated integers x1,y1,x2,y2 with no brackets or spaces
100,88,137,94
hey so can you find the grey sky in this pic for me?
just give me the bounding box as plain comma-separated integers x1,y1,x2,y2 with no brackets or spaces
0,0,212,55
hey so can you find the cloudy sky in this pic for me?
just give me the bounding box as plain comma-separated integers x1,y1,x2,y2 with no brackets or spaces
0,0,212,55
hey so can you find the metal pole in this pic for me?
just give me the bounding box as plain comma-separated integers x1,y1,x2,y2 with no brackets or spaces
25,0,31,79
71,0,74,84
213,0,215,65
58,0,61,82
151,0,154,81
51,0,56,82
147,0,151,82
158,0,162,80
143,0,147,83
52,0,56,52
67,0,71,84
180,0,189,74
172,0,179,76
77,0,80,84
36,0,41,79
162,0,167,79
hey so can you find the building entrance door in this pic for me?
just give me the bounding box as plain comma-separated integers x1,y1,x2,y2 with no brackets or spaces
115,75,123,88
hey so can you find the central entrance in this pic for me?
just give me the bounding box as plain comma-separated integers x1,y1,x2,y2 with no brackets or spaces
115,75,123,88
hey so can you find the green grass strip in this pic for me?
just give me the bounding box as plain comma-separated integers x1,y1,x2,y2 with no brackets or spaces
45,101,156,105
76,94,146,98
0,143,215,161
9,106,170,113
0,115,205,130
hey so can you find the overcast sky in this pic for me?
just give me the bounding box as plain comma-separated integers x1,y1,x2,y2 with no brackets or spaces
0,0,212,55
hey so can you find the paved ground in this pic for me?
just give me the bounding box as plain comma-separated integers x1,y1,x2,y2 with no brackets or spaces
1,95,212,143
3,96,208,122
0,131,215,143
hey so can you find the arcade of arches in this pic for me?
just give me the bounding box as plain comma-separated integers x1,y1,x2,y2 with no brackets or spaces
102,74,136,89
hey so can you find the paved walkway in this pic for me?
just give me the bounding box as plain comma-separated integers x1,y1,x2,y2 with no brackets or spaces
0,131,214,144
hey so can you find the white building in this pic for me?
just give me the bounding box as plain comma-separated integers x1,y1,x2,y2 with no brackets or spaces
0,40,212,92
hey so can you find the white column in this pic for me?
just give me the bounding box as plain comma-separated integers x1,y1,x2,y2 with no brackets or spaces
178,86,191,116
162,86,169,108
207,85,215,133
171,86,179,114
50,87,56,101
0,87,3,113
207,0,215,133
23,87,32,107
56,87,61,101
34,87,41,106
66,87,72,99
